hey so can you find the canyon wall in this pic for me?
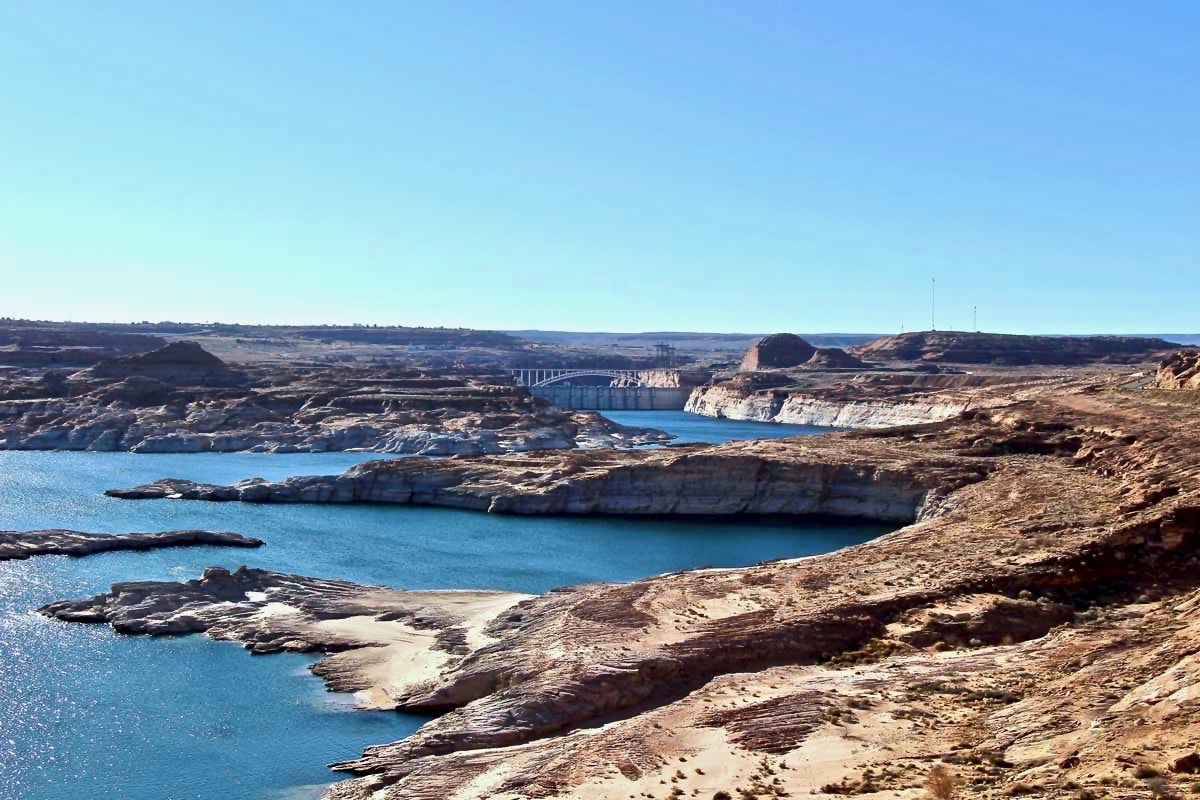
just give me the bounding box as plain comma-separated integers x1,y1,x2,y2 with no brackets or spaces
685,383,972,428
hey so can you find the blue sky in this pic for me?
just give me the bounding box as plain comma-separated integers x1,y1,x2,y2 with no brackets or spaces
1,1,1196,333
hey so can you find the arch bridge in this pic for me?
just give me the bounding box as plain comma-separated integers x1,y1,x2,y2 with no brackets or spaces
511,368,645,388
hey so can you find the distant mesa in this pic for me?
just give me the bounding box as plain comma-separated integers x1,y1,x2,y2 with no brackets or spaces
738,334,867,372
84,340,247,386
1156,350,1200,389
852,331,1179,366
0,324,165,369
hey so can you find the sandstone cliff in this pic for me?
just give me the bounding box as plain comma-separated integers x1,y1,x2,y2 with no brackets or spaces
685,372,1070,428
106,435,985,522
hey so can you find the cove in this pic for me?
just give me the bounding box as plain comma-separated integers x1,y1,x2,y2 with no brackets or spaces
0,424,890,800
605,409,833,444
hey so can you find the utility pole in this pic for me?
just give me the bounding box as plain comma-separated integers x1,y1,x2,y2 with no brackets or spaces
931,278,936,331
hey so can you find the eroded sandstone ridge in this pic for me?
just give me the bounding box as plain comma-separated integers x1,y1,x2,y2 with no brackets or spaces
0,529,262,561
54,379,1200,798
685,372,1075,428
0,342,669,454
105,429,985,521
1157,350,1200,389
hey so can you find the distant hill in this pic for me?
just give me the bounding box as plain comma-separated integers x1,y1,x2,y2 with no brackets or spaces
506,330,884,351
852,331,1181,366
0,319,520,349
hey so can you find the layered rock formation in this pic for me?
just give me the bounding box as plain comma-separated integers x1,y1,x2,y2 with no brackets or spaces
0,343,670,453
1156,350,1200,389
0,324,165,369
685,372,1071,428
0,529,261,561
106,435,986,522
53,381,1200,799
853,330,1178,366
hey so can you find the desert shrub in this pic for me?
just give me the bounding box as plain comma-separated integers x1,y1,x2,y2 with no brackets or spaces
1145,776,1179,799
926,765,957,799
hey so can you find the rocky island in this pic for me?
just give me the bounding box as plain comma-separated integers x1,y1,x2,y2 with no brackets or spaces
0,341,670,454
49,362,1200,799
0,529,262,561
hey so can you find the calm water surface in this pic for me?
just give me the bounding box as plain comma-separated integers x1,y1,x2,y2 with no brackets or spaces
605,409,834,444
0,415,886,800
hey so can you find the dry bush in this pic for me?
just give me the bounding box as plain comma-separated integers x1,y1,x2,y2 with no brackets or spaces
1146,776,1180,799
926,764,957,799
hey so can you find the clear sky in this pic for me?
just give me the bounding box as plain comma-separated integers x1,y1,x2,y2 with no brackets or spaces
1,2,1196,334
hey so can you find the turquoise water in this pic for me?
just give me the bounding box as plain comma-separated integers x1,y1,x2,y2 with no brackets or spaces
605,410,834,444
0,419,886,800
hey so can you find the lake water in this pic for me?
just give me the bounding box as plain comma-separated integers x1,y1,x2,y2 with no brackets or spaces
0,416,887,800
605,409,834,444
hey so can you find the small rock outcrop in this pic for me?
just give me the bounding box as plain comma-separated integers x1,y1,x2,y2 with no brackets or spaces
804,347,868,369
738,333,817,371
1156,350,1200,389
0,529,262,561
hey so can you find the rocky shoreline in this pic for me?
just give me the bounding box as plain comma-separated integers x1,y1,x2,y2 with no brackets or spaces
42,374,1200,798
0,529,262,561
40,566,527,710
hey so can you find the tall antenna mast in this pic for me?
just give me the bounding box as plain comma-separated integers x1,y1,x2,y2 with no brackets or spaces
973,305,977,332
930,278,936,331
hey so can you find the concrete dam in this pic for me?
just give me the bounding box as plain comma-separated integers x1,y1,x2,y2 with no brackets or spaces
512,368,695,410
